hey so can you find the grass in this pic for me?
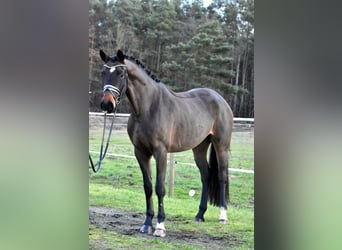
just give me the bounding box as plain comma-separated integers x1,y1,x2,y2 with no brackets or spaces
89,127,254,249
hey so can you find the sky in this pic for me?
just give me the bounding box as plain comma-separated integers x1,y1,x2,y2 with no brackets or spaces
203,0,212,7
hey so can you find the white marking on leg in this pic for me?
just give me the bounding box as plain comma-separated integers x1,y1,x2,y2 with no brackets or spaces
219,207,228,221
153,222,166,237
156,222,165,230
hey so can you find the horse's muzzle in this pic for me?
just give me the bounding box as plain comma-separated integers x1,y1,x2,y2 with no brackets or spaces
101,92,116,113
100,100,115,113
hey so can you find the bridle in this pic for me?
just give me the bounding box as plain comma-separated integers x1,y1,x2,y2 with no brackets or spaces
89,63,127,173
102,64,127,105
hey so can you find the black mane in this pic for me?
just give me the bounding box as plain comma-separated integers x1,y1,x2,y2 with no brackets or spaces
124,55,161,83
110,52,160,83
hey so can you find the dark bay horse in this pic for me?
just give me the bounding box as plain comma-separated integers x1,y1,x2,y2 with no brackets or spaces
99,49,233,237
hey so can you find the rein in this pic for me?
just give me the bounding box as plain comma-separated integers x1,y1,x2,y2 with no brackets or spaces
89,110,117,173
89,63,127,173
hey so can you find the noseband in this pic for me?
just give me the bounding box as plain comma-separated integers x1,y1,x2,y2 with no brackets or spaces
103,64,127,105
103,84,121,104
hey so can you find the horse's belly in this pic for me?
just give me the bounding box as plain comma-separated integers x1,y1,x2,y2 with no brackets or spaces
168,122,211,152
128,114,212,153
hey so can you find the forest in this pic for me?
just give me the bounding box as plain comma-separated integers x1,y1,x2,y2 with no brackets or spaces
89,0,254,118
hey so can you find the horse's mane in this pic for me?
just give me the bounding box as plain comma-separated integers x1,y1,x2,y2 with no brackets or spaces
124,54,161,83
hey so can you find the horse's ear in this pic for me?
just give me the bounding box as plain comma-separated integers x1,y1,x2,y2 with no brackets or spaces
100,49,110,62
117,50,125,62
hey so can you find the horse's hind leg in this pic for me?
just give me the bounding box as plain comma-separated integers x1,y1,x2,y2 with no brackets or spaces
218,149,229,223
212,141,230,224
135,147,154,234
192,136,211,222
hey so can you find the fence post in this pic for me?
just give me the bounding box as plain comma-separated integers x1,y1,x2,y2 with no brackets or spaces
168,153,175,198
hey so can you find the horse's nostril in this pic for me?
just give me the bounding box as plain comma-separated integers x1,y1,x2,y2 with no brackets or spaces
100,102,105,111
101,101,114,113
107,102,114,113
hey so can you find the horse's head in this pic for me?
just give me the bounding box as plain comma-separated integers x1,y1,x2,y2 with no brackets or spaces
99,49,128,113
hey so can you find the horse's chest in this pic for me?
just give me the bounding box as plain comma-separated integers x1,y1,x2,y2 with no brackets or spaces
127,119,157,148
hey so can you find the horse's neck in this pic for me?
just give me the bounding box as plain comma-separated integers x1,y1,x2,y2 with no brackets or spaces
126,83,141,116
125,61,160,116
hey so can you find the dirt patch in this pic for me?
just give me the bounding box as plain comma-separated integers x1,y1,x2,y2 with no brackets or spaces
89,206,244,249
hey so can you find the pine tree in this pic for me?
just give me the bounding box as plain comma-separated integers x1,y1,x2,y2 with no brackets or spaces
163,20,235,100
141,0,178,77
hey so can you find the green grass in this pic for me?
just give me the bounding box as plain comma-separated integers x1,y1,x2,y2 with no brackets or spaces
89,128,254,249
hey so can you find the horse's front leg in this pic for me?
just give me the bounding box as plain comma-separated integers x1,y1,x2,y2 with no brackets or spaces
135,147,154,234
152,147,167,237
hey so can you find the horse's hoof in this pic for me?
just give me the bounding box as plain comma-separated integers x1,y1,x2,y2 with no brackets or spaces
153,228,166,237
219,219,228,224
194,217,205,222
140,225,153,234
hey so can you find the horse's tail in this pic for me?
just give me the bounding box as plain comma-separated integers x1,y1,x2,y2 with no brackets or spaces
208,144,229,207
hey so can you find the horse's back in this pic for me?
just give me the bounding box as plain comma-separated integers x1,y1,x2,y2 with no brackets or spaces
173,87,233,120
173,88,230,107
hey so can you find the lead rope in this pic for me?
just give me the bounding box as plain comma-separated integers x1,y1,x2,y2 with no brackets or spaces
89,110,117,173
89,63,127,173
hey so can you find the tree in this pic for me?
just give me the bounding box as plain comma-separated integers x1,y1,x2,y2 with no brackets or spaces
138,0,179,77
88,0,254,117
163,20,235,101
215,0,254,117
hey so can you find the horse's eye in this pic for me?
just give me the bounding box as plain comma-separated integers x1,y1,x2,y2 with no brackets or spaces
120,74,124,78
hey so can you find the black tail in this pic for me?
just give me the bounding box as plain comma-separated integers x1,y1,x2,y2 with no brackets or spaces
208,145,229,207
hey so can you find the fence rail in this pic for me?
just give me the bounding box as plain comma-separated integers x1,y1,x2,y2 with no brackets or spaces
89,112,254,123
89,150,254,175
89,112,130,117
